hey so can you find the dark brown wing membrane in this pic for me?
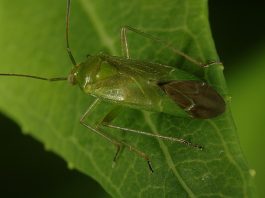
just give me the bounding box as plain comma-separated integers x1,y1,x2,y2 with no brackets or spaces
158,81,226,119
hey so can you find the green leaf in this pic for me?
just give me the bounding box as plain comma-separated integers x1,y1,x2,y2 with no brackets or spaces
0,0,255,197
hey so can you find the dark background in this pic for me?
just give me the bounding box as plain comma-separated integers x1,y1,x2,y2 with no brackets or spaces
1,0,264,197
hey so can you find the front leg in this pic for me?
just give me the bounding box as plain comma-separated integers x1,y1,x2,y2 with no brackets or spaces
80,99,154,172
80,98,122,163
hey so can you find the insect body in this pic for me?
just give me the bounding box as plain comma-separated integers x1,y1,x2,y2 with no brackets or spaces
69,53,225,119
0,0,225,172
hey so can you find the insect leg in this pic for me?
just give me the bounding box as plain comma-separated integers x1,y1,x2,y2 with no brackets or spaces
120,27,130,58
120,25,221,68
80,99,154,172
103,123,203,150
66,0,77,66
80,99,122,162
100,108,203,150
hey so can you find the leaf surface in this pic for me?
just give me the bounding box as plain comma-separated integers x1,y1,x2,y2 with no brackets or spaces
0,0,255,197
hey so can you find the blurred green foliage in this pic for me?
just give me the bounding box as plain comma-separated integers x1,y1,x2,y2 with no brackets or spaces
229,45,265,198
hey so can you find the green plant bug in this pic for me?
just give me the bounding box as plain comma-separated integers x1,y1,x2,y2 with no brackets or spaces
0,0,226,172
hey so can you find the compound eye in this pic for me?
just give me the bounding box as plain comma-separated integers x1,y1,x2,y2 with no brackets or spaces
68,73,77,85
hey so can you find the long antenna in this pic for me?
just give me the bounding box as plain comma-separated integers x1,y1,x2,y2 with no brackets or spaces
0,1,75,82
66,0,77,66
0,73,67,81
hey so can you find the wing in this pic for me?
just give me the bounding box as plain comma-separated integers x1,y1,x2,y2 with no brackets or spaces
100,54,200,82
100,54,174,80
158,81,226,119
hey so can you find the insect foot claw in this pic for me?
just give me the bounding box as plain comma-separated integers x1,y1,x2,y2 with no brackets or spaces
190,142,204,150
183,139,203,150
147,160,154,173
112,142,122,166
196,144,204,150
